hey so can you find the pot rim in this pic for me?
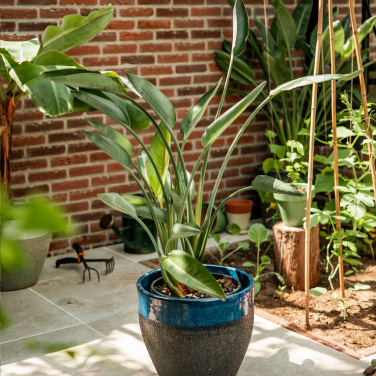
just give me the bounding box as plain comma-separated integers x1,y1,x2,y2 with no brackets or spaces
225,199,253,214
137,264,254,303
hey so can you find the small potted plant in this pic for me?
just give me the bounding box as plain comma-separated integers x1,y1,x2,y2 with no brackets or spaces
43,0,360,372
225,198,253,233
273,140,315,227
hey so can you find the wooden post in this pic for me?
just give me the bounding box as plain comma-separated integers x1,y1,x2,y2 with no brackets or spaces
348,0,376,205
328,0,345,299
305,0,324,328
273,222,320,291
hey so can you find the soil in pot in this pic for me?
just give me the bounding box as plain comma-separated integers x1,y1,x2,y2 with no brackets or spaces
203,244,376,352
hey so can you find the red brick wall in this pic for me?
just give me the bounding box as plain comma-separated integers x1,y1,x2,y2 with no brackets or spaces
0,0,370,255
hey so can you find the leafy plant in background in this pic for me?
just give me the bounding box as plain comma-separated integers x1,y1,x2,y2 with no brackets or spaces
43,1,362,299
218,0,376,162
0,6,114,198
209,223,250,266
242,223,284,294
310,284,370,320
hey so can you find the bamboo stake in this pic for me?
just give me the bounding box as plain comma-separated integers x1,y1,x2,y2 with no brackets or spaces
305,0,324,328
328,0,345,299
348,0,376,204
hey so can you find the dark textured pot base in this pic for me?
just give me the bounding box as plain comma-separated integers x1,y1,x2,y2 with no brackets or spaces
139,313,254,376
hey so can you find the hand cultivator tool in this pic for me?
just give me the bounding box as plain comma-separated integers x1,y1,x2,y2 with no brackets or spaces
56,243,115,283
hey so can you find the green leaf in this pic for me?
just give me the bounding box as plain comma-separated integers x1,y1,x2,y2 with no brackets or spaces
262,158,283,174
42,6,113,53
121,195,149,206
137,150,149,186
342,16,376,59
250,175,304,196
147,122,170,203
348,201,366,221
42,69,126,96
310,287,327,297
0,238,25,273
72,90,129,126
314,172,334,194
126,71,176,129
242,261,255,268
161,250,226,300
351,284,370,291
254,280,261,294
232,0,249,57
269,144,286,159
275,273,285,285
248,223,269,248
310,7,338,51
86,119,134,158
99,192,137,218
180,80,222,140
254,15,276,55
336,126,356,138
85,131,131,170
170,223,201,239
33,51,83,68
238,241,250,249
0,38,40,63
272,0,296,50
293,0,313,44
269,69,363,97
261,52,286,87
202,82,266,148
261,255,271,265
229,223,241,235
135,205,167,223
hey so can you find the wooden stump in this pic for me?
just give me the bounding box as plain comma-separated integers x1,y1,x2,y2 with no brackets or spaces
273,221,320,290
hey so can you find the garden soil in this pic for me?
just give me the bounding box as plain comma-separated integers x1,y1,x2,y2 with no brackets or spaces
203,246,376,352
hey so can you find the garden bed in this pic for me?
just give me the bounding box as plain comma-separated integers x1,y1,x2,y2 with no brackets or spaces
202,246,376,353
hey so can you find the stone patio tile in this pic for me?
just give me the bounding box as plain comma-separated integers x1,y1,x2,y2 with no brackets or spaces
2,289,80,343
238,316,366,376
30,255,150,324
1,325,104,366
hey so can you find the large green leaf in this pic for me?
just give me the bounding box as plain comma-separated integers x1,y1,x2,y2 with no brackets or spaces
147,122,170,203
0,38,40,63
261,52,286,86
135,205,168,223
42,6,113,53
322,21,345,62
160,250,226,300
250,175,303,196
202,81,266,148
254,15,276,55
34,51,83,68
342,16,376,59
85,131,131,170
310,7,338,52
86,119,134,158
293,0,313,44
272,0,296,50
106,92,151,130
42,69,126,95
169,223,201,240
126,72,176,129
269,69,363,97
137,150,150,186
72,90,130,126
180,80,222,140
99,192,137,218
215,51,256,85
232,0,249,57
248,223,269,249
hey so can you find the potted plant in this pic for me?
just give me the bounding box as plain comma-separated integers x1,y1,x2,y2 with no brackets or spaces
273,140,315,227
43,0,361,372
225,198,253,233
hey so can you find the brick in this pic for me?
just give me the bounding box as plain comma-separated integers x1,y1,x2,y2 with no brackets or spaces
51,154,88,167
192,53,215,62
120,8,153,17
68,142,98,153
91,199,108,210
156,8,188,17
121,55,155,65
1,9,37,18
28,145,65,158
72,211,107,223
13,185,49,198
11,159,48,172
141,66,173,75
191,7,221,16
159,76,191,86
13,135,45,148
61,0,97,4
52,179,89,192
0,22,16,32
92,31,116,42
100,0,134,3
103,44,137,54
139,0,170,4
25,120,64,133
120,31,153,41
49,240,69,252
138,20,171,29
19,22,57,31
178,86,206,96
208,19,232,28
156,31,188,39
69,165,105,177
174,19,204,28
191,30,221,39
63,202,89,213
40,8,78,18
157,54,189,64
175,42,205,51
176,64,206,74
11,174,25,184
29,170,67,183
70,187,105,201
49,131,85,143
19,0,56,3
107,162,125,173
14,111,44,122
66,45,100,56
83,56,118,66
140,43,172,52
106,20,135,30
89,151,111,162
0,0,14,4
92,175,125,186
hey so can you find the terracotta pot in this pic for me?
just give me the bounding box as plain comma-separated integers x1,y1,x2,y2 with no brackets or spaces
225,199,253,233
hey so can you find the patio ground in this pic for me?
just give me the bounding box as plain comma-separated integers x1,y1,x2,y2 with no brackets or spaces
1,242,372,375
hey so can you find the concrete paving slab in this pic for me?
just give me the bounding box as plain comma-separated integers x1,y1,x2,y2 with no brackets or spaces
1,289,80,343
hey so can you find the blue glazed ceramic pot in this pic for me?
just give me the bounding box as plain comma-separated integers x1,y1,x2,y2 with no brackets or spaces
137,265,254,376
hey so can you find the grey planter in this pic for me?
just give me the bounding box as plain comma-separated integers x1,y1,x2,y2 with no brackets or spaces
1,224,51,291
